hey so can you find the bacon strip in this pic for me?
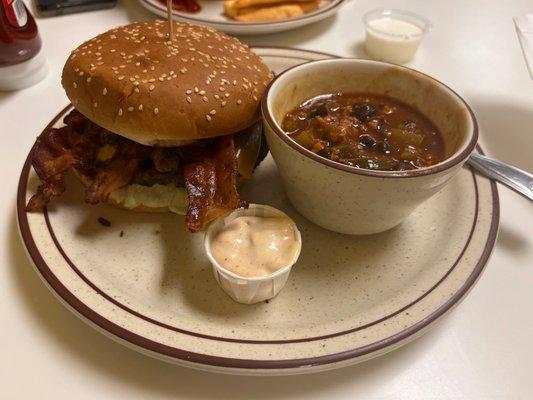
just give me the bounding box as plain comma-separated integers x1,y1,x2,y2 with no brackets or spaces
183,135,245,232
26,125,96,211
85,142,150,204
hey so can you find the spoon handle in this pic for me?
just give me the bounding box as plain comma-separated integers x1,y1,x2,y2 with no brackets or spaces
467,153,533,201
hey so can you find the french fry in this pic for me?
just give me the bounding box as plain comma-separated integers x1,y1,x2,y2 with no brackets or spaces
234,5,305,22
231,0,315,9
225,1,320,22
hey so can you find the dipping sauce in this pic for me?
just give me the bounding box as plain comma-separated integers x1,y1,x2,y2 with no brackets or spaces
282,93,445,171
209,216,300,278
363,9,431,64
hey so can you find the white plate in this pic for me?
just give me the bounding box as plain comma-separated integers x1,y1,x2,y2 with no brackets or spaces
17,47,499,375
138,0,346,35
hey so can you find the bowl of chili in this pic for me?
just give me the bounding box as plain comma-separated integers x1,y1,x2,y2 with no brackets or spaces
261,58,478,235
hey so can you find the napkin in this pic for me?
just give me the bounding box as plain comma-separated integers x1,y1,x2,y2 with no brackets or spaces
514,14,533,79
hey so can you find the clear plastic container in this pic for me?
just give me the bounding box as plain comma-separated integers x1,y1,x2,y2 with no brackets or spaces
204,204,302,305
363,9,432,64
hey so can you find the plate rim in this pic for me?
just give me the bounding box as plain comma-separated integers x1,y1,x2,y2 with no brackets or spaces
17,47,500,371
138,0,346,27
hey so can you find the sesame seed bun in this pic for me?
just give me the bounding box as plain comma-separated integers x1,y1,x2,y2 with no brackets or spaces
62,21,273,146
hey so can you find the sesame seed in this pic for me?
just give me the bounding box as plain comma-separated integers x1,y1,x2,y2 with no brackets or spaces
118,75,125,80
102,88,107,95
73,82,77,88
186,96,192,103
224,93,230,98
194,87,199,93
186,89,192,94
133,81,139,86
118,108,123,116
79,71,84,76
206,115,212,122
154,108,159,115
209,110,216,115
112,66,118,70
219,87,225,92
149,84,155,91
135,62,140,66
93,102,97,108
237,99,242,105
253,95,258,101
214,94,220,100
202,96,208,102
134,87,140,93
221,101,226,107
138,104,143,111
150,66,155,71
87,77,92,83
158,77,164,82
128,106,134,112
199,90,206,95
110,49,116,53
129,77,135,82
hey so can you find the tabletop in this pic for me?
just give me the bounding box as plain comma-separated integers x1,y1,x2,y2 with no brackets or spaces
1,0,532,398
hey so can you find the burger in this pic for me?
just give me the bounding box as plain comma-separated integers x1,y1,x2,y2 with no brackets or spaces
25,21,272,232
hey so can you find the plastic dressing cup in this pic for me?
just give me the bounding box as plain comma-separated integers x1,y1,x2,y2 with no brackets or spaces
204,204,302,305
363,9,432,64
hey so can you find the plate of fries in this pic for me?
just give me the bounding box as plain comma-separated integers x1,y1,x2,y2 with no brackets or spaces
138,0,346,34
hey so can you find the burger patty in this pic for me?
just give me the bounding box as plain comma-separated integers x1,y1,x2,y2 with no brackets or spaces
26,109,269,232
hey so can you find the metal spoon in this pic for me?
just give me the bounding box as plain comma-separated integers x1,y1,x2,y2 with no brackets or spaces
467,153,533,201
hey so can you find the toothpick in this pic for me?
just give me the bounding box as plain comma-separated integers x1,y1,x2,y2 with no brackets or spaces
167,0,174,41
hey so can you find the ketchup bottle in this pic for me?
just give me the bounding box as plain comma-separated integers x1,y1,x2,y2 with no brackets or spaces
0,0,47,90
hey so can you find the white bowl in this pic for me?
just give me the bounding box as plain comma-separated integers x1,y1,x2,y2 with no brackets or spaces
261,58,478,235
204,204,302,304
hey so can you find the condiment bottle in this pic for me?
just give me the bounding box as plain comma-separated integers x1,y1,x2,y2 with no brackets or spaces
0,0,47,90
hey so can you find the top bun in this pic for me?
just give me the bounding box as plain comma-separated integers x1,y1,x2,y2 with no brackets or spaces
62,21,272,146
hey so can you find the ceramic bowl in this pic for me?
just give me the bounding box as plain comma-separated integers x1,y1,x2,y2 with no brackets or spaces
261,58,478,235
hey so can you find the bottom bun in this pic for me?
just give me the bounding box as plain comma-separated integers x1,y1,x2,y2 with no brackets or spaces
73,169,188,215
107,183,188,215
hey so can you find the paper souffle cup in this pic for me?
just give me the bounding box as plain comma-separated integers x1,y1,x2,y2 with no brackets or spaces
204,204,302,305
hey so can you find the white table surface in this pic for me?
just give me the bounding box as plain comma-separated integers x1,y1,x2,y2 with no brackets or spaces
1,0,532,398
